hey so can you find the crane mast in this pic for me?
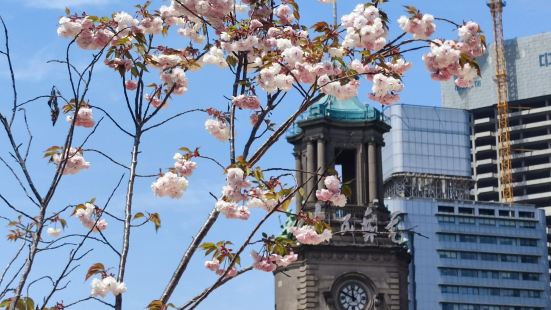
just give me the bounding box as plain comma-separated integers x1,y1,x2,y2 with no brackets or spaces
488,0,513,203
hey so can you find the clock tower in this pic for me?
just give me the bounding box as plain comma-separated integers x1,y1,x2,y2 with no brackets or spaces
277,96,409,310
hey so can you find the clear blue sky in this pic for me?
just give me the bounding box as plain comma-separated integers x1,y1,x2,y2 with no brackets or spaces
0,1,549,309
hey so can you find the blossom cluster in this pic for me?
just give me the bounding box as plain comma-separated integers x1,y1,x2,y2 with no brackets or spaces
458,21,486,58
204,259,238,278
90,276,127,297
315,175,347,207
47,227,62,237
232,95,260,110
290,225,332,245
368,73,404,105
250,250,298,272
52,147,90,175
216,168,251,220
73,202,108,232
341,4,387,51
151,153,197,199
66,106,95,128
205,118,230,141
423,39,479,88
398,13,436,40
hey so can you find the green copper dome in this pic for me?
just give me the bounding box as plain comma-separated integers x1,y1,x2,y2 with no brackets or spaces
306,95,382,121
287,96,386,136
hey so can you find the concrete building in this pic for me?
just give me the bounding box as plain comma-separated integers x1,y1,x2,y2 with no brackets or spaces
383,104,551,310
441,32,551,216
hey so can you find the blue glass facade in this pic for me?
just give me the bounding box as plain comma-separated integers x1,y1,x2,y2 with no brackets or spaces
383,104,551,309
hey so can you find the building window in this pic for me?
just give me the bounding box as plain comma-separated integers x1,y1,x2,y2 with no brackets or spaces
500,254,518,263
438,233,456,242
438,215,455,223
518,221,536,228
460,252,478,260
438,206,455,213
500,271,519,280
519,211,535,218
522,273,540,281
500,289,520,297
441,286,459,294
461,269,478,277
480,253,498,261
499,210,514,217
478,208,495,216
458,207,474,214
458,217,476,225
520,238,538,247
521,256,538,264
498,219,515,227
440,268,459,276
439,251,458,259
498,237,516,245
459,235,477,243
479,236,497,244
479,270,499,279
478,218,496,226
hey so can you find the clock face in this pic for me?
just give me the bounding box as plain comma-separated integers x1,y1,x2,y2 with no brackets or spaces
336,280,369,310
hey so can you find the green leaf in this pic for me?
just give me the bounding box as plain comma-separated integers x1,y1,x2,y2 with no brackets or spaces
23,297,34,310
342,184,353,198
59,218,67,229
179,147,191,153
0,298,12,308
133,212,145,220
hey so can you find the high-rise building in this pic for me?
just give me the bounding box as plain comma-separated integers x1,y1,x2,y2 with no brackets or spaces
441,32,551,285
441,32,551,216
383,104,551,310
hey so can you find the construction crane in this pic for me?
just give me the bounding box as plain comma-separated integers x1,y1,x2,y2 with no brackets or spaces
488,0,514,203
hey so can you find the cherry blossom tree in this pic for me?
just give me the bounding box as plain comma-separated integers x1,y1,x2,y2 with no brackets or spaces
0,1,485,309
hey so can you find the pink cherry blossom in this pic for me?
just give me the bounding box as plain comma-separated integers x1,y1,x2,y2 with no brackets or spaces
454,63,478,88
398,13,436,40
422,39,461,81
151,171,189,199
316,189,334,202
291,225,332,245
73,202,108,232
341,4,387,51
329,194,347,207
139,16,163,34
458,21,486,58
173,153,197,177
324,175,341,192
145,94,165,109
369,73,403,105
125,80,138,90
47,227,62,237
232,95,260,110
52,147,90,175
205,118,230,141
204,259,220,272
57,17,83,38
251,251,276,272
66,107,95,128
160,67,188,95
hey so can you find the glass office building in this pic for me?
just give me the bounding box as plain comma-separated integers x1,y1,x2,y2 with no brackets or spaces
383,104,551,310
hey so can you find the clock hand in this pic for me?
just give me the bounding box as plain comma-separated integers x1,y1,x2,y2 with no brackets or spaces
341,290,356,300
